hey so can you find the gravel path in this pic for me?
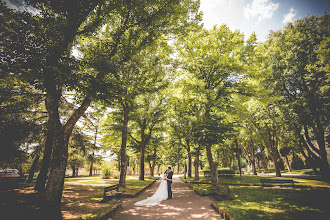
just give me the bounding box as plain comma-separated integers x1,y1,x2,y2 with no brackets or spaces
110,175,222,220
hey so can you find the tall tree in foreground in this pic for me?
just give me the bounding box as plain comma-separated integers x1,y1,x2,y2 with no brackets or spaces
3,0,201,213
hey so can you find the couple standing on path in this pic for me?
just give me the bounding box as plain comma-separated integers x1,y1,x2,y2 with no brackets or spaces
134,167,173,206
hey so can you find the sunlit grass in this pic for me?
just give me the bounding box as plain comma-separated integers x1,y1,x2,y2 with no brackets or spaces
61,175,158,219
281,168,318,175
214,186,330,220
181,174,330,187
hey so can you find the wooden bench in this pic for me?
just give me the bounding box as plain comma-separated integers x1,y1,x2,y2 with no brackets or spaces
102,184,125,202
213,183,231,201
260,178,294,187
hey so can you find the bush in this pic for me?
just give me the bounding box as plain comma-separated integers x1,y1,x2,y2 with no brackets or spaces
101,164,112,179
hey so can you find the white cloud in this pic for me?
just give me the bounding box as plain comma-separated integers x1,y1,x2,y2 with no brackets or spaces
243,0,279,23
283,8,296,23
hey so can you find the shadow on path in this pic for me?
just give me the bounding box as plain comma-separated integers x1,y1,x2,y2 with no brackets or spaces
111,175,222,220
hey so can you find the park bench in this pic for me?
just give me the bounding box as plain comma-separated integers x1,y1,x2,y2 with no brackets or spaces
260,178,294,187
102,184,125,202
213,183,231,201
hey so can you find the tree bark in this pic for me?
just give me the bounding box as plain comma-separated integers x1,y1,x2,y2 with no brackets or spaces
206,145,217,187
139,145,145,180
35,121,54,191
235,139,242,177
150,146,157,177
271,153,282,177
284,155,291,172
44,91,91,213
187,141,192,177
119,106,129,187
28,154,40,182
72,166,76,177
194,148,199,180
89,152,94,176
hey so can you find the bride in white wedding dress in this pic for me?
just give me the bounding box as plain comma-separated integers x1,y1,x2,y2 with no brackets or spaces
134,172,170,206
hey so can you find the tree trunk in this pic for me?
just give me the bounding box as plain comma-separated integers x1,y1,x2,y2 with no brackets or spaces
119,106,129,187
194,149,199,180
187,141,192,177
206,145,217,187
271,153,282,177
44,91,91,215
150,146,157,177
72,166,76,177
235,139,242,177
284,155,291,172
35,122,54,191
139,145,145,180
28,154,40,182
177,159,180,173
89,152,94,176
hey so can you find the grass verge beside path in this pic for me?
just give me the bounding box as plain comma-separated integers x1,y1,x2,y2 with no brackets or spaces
61,185,116,220
213,186,330,220
181,174,330,188
62,176,158,219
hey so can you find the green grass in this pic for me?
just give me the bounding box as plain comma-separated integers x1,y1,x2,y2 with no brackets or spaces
281,169,318,175
214,186,330,220
62,185,115,220
181,174,330,188
61,175,158,219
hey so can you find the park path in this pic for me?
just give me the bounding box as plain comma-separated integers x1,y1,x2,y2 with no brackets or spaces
110,175,222,220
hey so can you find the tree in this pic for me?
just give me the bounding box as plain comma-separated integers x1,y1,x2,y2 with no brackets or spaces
176,26,257,186
264,14,330,180
129,93,168,180
2,0,201,211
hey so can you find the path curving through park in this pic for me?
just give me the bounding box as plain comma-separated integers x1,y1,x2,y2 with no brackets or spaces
110,175,222,220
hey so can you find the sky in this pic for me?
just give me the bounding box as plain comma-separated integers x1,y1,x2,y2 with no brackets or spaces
200,0,330,41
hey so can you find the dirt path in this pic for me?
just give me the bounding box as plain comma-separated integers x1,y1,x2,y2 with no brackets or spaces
111,175,222,220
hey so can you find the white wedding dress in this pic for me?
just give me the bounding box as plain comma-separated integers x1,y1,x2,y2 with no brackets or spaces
134,175,170,206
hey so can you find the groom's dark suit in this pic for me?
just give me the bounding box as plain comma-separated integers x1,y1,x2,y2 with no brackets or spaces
167,170,173,199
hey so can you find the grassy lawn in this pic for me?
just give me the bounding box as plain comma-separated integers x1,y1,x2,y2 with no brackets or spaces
214,186,330,220
61,185,115,220
61,175,158,219
181,175,330,188
281,168,318,175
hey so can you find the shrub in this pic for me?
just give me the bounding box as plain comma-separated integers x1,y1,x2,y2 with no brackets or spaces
101,164,112,179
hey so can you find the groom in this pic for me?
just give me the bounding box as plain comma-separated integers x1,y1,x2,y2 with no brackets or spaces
165,166,173,199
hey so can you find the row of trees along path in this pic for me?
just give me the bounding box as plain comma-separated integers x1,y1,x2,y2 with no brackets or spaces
1,0,329,218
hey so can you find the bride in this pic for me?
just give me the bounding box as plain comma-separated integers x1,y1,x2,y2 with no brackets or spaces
134,171,170,206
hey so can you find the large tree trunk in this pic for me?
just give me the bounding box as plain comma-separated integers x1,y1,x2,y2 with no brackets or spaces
206,145,217,187
28,154,40,182
271,153,282,177
119,106,129,187
43,89,91,216
35,122,54,191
